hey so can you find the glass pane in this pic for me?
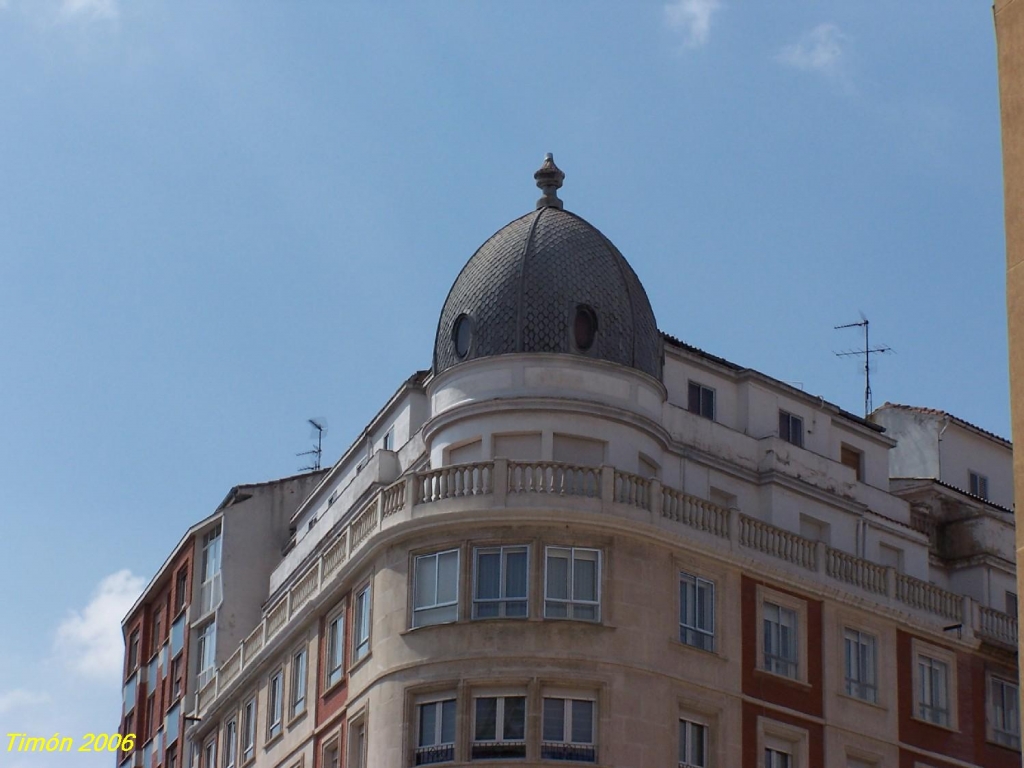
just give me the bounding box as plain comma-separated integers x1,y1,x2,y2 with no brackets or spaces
543,698,564,742
572,603,598,621
547,552,569,600
680,577,693,625
419,703,437,747
545,601,568,618
571,700,593,743
441,700,457,744
503,697,526,740
693,723,705,764
437,551,459,604
415,556,437,609
475,698,497,741
505,600,528,618
573,556,597,602
476,551,501,600
505,550,528,598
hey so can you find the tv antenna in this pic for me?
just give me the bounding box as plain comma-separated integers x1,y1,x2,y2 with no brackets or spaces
834,313,893,417
297,418,327,471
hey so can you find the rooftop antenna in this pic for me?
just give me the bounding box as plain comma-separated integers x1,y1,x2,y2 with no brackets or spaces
834,313,893,418
297,418,326,472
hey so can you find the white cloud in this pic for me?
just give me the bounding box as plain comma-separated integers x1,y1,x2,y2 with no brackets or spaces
58,0,117,21
664,0,721,49
54,569,144,680
0,689,50,715
777,23,846,76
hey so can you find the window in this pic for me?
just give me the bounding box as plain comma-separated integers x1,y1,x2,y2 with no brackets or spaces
171,656,183,700
843,628,877,703
990,676,1020,748
679,572,714,651
196,620,217,689
472,695,526,759
222,719,237,768
267,669,283,740
679,718,707,768
840,445,863,482
325,610,345,688
203,740,216,768
413,549,460,627
353,585,371,662
290,648,307,718
688,381,716,420
416,698,456,765
970,471,989,500
323,741,340,768
128,629,140,672
778,411,803,448
545,547,600,621
167,746,177,768
763,602,798,679
473,546,528,619
152,607,163,657
382,430,393,452
200,526,223,615
348,718,366,768
453,314,473,358
175,567,188,613
170,613,186,658
1008,591,1019,618
241,697,256,763
916,654,950,726
764,748,791,768
573,305,598,351
542,696,596,762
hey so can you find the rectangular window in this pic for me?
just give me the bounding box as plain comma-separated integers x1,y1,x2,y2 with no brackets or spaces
541,697,596,762
679,572,714,652
413,549,460,627
545,547,600,621
778,411,804,448
128,629,140,672
969,471,989,500
353,585,371,662
267,670,283,740
840,445,863,482
241,697,256,762
679,718,707,768
990,676,1020,748
843,628,877,703
325,611,345,688
765,748,791,768
763,602,798,678
222,719,236,768
1007,591,1018,618
167,746,177,768
917,655,950,726
196,621,217,689
175,567,188,613
688,381,716,420
290,648,307,718
323,742,339,768
152,607,163,657
472,695,526,759
382,430,393,452
416,698,456,765
348,719,366,768
473,546,528,619
203,740,216,768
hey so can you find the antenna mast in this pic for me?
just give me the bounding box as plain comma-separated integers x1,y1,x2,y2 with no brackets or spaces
297,418,326,472
834,315,893,417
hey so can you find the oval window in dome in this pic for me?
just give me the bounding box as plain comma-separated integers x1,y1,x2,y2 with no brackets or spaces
573,305,598,351
453,313,473,358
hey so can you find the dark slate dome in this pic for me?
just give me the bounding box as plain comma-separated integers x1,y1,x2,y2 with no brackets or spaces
433,155,661,379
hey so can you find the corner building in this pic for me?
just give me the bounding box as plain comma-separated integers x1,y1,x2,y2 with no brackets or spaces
173,157,1020,768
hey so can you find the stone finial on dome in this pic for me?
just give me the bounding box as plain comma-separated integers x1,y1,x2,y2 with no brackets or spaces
534,153,565,210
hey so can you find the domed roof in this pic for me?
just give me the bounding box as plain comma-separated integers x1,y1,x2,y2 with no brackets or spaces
433,155,661,379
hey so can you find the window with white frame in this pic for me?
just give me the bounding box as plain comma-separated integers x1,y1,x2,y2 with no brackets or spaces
763,601,798,679
196,620,217,689
916,654,950,726
267,669,283,740
989,675,1020,748
678,717,708,768
203,739,216,768
413,549,460,627
473,546,528,619
415,697,456,765
290,647,307,718
688,381,716,420
222,718,236,768
541,695,596,762
325,609,345,688
200,525,223,615
778,411,804,448
241,696,256,763
764,747,791,768
758,719,807,768
348,717,366,768
679,572,714,651
843,628,877,703
353,584,371,662
323,740,340,768
545,547,600,621
969,470,989,500
472,694,527,760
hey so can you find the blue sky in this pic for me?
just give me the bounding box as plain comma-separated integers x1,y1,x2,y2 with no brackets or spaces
0,1,1008,763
